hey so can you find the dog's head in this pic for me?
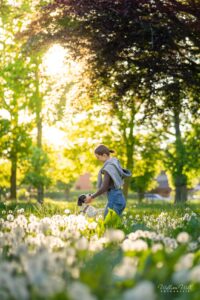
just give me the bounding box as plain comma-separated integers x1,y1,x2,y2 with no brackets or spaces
77,194,86,206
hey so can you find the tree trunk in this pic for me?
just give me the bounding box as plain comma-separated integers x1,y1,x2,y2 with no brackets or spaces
37,183,44,204
36,105,44,204
137,191,144,202
173,104,187,204
123,177,131,199
35,60,44,204
116,101,136,199
10,152,17,200
175,175,187,203
65,186,70,200
123,139,134,199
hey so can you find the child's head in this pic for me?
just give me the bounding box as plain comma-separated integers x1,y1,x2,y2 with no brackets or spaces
94,144,114,162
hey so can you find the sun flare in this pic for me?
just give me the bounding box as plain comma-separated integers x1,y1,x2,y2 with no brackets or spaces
42,44,68,77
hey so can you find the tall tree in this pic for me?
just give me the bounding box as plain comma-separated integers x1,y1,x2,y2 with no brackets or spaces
25,0,200,202
0,1,34,199
30,55,44,203
0,0,68,201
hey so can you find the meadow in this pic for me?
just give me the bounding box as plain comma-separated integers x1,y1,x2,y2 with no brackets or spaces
1,1,200,299
0,199,199,300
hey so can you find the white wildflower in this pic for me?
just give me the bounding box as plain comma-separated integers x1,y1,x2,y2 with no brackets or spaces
114,256,138,279
175,253,194,271
177,232,190,244
68,282,97,300
7,214,14,222
71,268,80,279
152,243,163,252
188,242,198,251
182,214,191,222
75,237,88,251
128,232,138,241
123,281,156,300
88,221,97,230
88,241,103,252
172,270,189,284
163,237,178,250
104,229,125,243
29,214,38,223
188,265,200,283
17,208,25,214
121,239,148,252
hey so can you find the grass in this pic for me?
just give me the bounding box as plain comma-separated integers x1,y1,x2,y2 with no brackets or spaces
0,197,199,219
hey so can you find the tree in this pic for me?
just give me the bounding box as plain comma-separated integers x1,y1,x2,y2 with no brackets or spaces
0,1,35,199
130,133,163,201
0,0,70,202
164,111,200,202
24,0,200,202
23,145,51,197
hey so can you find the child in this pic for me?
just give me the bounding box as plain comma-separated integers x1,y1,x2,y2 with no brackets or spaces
85,144,131,218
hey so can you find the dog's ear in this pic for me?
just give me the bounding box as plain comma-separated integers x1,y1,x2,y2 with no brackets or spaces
77,194,86,206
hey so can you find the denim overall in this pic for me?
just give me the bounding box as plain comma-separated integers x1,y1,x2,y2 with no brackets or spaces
104,188,126,218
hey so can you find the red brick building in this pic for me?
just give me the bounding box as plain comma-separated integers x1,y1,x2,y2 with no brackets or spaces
75,173,93,190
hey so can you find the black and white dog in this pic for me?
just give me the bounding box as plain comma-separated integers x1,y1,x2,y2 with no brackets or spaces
77,194,104,217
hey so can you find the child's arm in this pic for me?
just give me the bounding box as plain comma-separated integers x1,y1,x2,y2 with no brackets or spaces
85,171,111,203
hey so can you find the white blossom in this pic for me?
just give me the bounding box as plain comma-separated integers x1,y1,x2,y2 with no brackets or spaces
75,237,88,251
88,221,97,230
177,232,190,244
123,281,156,300
68,282,97,300
121,239,148,252
17,208,25,214
114,256,138,278
188,265,200,283
104,229,125,243
175,253,194,271
152,243,163,252
188,242,198,251
172,270,189,284
7,214,14,222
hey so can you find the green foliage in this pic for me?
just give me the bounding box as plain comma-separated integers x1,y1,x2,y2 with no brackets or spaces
23,146,51,188
104,209,124,230
0,119,10,138
0,160,10,200
31,0,200,203
130,133,162,198
185,122,200,181
80,247,123,300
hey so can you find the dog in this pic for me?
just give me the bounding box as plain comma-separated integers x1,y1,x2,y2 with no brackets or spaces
77,194,104,218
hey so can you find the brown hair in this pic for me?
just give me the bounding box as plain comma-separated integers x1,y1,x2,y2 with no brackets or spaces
94,144,114,156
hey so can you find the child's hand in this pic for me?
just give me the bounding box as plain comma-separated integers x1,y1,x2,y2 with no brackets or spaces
85,194,93,204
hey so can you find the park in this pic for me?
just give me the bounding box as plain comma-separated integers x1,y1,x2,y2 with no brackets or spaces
0,1,200,299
